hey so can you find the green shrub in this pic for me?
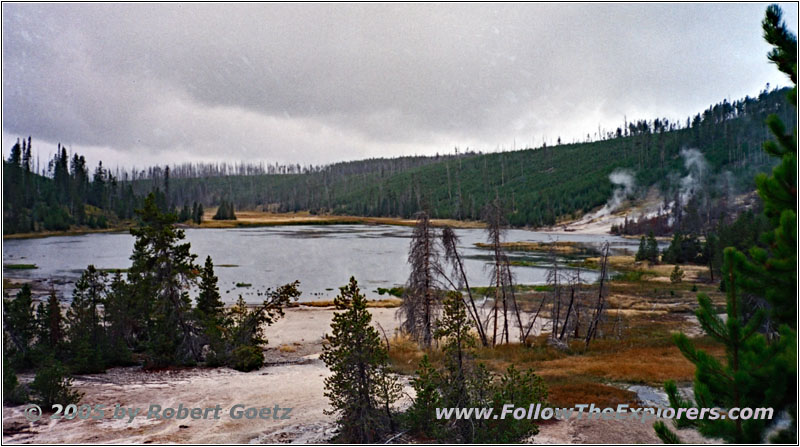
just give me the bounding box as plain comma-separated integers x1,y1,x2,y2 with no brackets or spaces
230,345,264,372
3,358,28,405
670,265,684,283
404,355,445,439
479,365,548,443
30,361,83,408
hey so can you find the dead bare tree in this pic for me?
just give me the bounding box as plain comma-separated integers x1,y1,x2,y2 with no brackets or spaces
439,226,489,346
399,211,442,348
585,242,610,348
482,199,524,346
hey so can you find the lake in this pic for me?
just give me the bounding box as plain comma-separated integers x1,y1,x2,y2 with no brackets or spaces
3,225,642,303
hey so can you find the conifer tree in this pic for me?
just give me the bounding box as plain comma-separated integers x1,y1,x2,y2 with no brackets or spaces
657,8,797,442
30,359,82,407
128,193,199,367
3,357,27,405
196,203,204,224
103,271,134,366
222,282,300,370
635,235,647,261
646,231,660,263
3,284,36,366
196,256,224,318
35,290,64,352
322,277,399,443
406,355,444,438
67,265,108,373
736,3,797,329
656,250,795,443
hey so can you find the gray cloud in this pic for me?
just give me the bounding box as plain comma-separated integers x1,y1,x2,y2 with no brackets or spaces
2,3,797,167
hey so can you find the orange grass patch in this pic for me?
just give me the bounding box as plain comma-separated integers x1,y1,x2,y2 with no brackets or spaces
533,344,724,385
547,381,639,408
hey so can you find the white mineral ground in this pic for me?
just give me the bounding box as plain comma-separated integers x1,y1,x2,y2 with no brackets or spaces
3,305,715,444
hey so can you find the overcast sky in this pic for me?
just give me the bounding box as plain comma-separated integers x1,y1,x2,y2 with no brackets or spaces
2,3,797,170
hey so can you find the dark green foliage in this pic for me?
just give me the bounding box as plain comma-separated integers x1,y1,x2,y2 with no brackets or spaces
3,357,28,405
128,87,794,228
376,287,404,297
3,284,36,367
654,420,683,444
657,250,796,443
217,283,299,370
35,290,64,352
230,345,264,372
4,140,139,234
102,272,135,366
669,265,684,283
30,360,83,408
178,203,191,222
662,233,705,265
659,9,798,442
482,365,548,443
321,277,400,443
196,256,224,319
405,355,444,438
66,265,108,373
635,232,660,263
406,294,547,443
212,200,236,220
193,202,204,224
730,3,797,330
705,209,771,280
128,194,200,368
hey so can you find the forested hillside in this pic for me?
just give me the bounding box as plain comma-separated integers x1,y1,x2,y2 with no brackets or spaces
131,87,794,227
3,142,140,234
3,87,794,234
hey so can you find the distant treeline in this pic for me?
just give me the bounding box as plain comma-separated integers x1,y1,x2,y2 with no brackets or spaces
129,87,795,227
3,87,794,234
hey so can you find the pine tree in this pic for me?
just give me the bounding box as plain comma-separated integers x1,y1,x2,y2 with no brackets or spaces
635,235,647,261
656,250,795,443
103,271,134,366
406,355,444,438
30,359,83,407
657,8,797,442
3,357,28,405
35,290,64,352
196,256,224,318
736,3,797,329
195,203,204,224
195,256,226,364
3,284,36,366
128,193,199,367
222,282,300,370
321,277,399,443
67,265,108,373
646,231,660,263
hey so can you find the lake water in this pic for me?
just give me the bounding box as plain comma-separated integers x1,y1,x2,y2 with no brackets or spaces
3,225,641,303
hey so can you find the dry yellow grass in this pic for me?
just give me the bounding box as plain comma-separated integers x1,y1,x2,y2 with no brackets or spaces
532,345,716,385
474,240,581,254
278,344,297,353
195,209,485,229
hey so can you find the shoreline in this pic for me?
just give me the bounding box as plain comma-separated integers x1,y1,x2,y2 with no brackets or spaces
3,209,623,241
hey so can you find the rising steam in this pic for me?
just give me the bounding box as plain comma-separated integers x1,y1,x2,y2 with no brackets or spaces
583,168,636,221
678,148,708,207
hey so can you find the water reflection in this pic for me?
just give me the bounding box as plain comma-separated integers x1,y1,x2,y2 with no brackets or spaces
4,225,643,303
